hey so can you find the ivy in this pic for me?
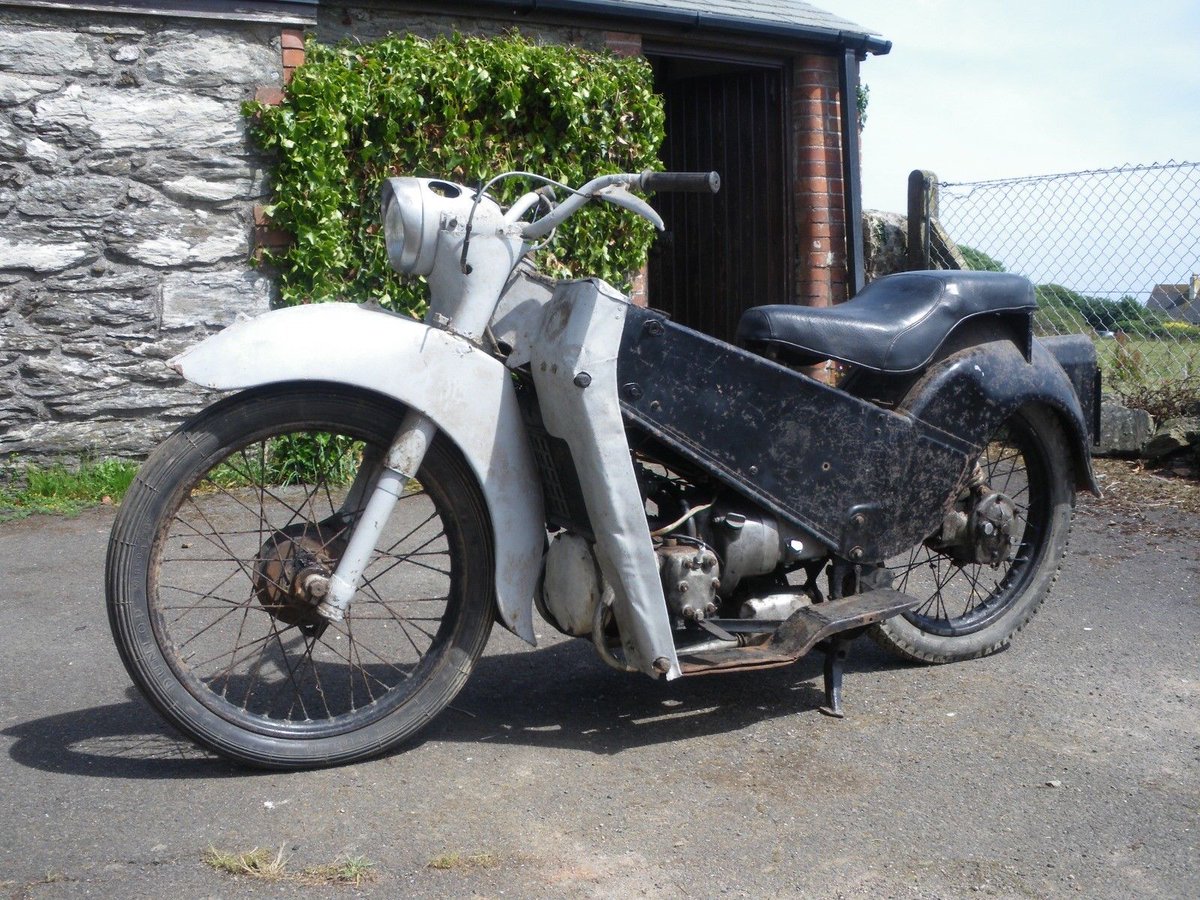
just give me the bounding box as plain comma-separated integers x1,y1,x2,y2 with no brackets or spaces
244,32,666,314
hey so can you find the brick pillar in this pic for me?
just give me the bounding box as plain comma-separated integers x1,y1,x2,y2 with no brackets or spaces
792,53,847,309
252,29,306,256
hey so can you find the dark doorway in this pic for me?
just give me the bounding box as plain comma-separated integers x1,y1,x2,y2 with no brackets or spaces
647,56,791,342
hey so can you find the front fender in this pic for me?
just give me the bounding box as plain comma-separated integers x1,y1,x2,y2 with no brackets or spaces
170,302,545,644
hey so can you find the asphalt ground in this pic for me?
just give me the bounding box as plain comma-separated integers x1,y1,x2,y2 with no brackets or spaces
1,484,1197,898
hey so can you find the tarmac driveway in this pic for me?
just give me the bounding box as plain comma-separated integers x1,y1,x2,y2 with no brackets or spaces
1,484,1197,898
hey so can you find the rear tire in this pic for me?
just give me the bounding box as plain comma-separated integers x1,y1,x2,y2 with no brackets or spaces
106,383,495,769
870,405,1074,663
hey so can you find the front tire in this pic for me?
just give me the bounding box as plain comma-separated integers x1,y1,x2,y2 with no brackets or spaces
870,405,1074,663
106,383,495,769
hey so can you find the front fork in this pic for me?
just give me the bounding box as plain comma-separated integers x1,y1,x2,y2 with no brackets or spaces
314,410,437,622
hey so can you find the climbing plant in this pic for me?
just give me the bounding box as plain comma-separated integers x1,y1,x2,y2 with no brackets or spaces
244,32,666,313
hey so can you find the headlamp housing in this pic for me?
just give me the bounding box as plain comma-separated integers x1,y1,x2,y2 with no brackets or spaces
380,177,470,277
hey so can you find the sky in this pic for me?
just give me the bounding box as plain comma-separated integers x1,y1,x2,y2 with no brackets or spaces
843,0,1200,213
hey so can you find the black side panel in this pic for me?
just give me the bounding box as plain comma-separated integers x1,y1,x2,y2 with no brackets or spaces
617,306,975,561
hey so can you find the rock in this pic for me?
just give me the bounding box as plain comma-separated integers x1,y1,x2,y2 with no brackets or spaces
135,153,259,190
161,269,274,328
1144,416,1200,459
162,175,242,203
864,210,908,282
144,32,277,100
14,174,127,219
0,229,94,273
27,289,159,334
31,84,243,152
1097,400,1155,456
111,45,140,64
0,29,105,77
0,73,61,106
0,118,25,160
105,203,247,267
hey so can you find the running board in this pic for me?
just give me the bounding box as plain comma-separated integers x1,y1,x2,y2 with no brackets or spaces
677,588,918,675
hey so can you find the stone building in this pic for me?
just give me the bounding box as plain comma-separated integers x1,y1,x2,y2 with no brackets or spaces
0,0,887,458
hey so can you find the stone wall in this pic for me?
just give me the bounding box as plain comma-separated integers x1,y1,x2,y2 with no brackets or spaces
0,4,619,461
0,3,899,461
0,7,280,459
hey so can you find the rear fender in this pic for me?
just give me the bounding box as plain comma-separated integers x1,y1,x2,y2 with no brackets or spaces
901,338,1100,495
170,302,545,644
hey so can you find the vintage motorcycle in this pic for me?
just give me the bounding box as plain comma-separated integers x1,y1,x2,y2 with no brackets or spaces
106,170,1099,769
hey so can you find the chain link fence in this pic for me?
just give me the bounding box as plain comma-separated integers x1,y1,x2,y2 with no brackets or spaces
920,161,1200,408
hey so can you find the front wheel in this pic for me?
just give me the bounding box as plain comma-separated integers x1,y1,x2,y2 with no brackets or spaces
870,405,1075,663
106,383,495,769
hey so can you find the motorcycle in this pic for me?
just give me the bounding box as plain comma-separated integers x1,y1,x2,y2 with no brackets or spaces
106,169,1099,769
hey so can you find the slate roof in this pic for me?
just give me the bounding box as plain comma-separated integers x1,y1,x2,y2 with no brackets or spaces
599,0,877,38
1148,283,1200,324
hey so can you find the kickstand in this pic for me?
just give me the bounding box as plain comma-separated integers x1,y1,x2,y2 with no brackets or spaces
818,637,847,719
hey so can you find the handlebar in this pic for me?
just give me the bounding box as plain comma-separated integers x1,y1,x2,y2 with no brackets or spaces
637,171,721,194
517,170,721,240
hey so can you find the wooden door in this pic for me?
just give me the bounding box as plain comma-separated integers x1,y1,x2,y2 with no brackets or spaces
648,60,790,343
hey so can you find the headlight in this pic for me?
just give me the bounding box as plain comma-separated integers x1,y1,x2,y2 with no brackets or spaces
380,177,442,276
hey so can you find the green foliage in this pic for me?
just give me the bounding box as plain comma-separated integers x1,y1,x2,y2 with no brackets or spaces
244,32,666,313
1036,284,1168,338
856,83,870,128
266,433,361,486
958,244,1005,272
0,457,138,520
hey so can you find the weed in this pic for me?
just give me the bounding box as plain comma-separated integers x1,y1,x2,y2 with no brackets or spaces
301,855,376,886
203,846,376,886
428,851,500,871
0,457,139,520
203,846,288,880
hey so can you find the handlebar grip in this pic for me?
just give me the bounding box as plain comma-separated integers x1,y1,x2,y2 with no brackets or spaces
638,171,721,194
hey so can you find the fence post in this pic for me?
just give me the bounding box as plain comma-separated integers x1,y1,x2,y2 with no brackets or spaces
907,169,937,270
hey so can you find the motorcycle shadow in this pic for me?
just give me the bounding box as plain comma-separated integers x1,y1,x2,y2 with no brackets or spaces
3,638,907,777
2,686,239,780
418,633,904,755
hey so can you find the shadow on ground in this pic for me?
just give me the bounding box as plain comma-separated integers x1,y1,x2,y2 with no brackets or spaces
4,634,910,778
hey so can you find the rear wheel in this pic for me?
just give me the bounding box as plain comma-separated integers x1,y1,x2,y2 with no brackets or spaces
870,405,1074,663
106,383,495,769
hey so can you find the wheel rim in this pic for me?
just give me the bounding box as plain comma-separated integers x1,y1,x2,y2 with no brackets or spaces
148,425,464,739
886,417,1051,637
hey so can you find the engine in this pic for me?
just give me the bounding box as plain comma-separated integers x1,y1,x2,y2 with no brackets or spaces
538,495,823,640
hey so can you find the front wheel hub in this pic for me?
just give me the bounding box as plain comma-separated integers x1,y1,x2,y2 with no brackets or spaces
252,522,346,627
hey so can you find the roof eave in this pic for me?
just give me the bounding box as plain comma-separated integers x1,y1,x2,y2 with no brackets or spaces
475,0,892,55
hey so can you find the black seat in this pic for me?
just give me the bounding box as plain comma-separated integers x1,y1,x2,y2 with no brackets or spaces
736,271,1036,374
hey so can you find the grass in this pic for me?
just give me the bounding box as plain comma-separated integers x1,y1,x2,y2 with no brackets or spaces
0,457,139,520
202,846,376,886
